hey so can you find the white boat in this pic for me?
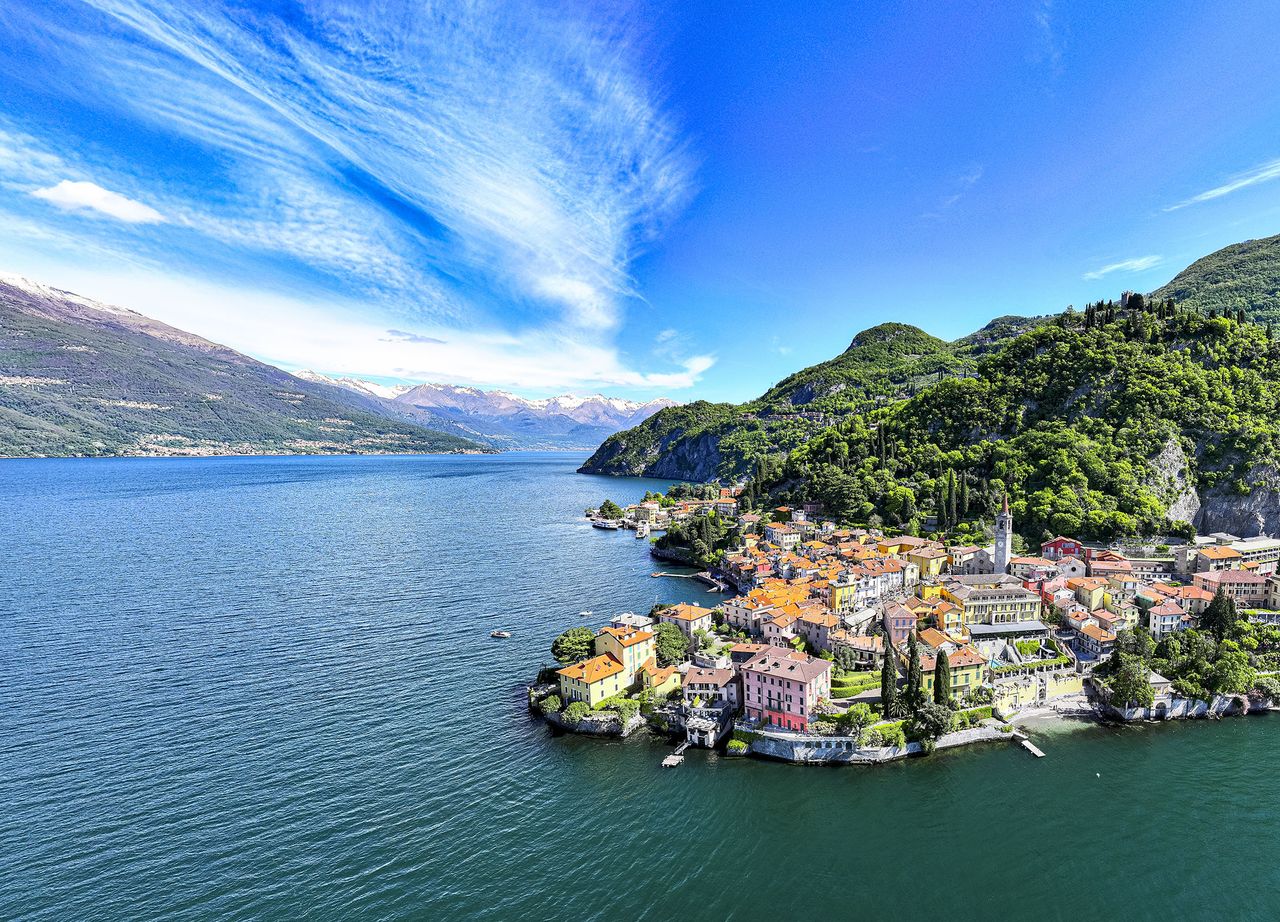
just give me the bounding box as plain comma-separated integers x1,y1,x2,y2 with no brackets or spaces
635,522,650,538
592,519,622,530
490,630,511,638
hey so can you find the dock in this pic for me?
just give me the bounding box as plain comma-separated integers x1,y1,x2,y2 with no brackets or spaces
1020,739,1046,758
651,571,696,579
662,742,691,767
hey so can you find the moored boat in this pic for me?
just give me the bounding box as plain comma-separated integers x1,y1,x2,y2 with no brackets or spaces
490,630,511,638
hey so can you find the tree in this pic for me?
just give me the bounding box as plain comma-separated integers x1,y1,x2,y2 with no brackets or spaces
563,701,590,724
1200,589,1239,641
654,622,689,667
880,649,902,717
838,702,874,740
1107,653,1154,708
538,694,562,715
933,648,952,705
597,499,624,519
905,633,925,712
908,700,953,742
551,627,595,665
1206,640,1255,695
1114,628,1155,661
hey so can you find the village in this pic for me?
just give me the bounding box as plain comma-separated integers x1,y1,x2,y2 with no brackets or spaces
530,488,1280,764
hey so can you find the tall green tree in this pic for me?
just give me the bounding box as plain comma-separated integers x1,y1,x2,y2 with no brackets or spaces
1200,590,1238,641
551,627,595,665
1107,653,1155,708
932,648,952,705
654,622,690,667
880,650,901,718
905,632,925,712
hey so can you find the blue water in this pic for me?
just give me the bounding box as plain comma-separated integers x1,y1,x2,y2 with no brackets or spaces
3,453,1278,920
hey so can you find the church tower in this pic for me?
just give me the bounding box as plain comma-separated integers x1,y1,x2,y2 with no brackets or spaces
994,493,1013,574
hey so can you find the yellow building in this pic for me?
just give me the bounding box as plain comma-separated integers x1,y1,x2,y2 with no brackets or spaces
558,654,627,706
1067,577,1110,612
919,646,987,701
907,547,949,579
594,627,655,684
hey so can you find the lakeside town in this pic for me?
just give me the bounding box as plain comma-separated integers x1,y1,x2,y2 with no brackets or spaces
530,487,1280,764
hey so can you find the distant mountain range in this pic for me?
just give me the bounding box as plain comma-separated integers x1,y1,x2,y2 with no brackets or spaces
0,273,675,458
295,372,675,450
0,274,490,458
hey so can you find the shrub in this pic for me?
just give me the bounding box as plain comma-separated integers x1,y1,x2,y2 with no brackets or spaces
726,739,748,755
539,694,562,715
810,719,838,736
960,705,994,722
879,724,906,747
563,701,590,724
998,724,1014,734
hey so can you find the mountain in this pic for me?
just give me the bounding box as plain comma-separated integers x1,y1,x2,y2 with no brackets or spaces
579,322,982,481
580,236,1280,485
391,381,675,450
292,370,410,401
763,303,1280,540
0,275,487,458
1154,233,1280,326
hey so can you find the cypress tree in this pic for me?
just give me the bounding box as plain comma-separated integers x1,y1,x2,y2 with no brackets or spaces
947,470,958,526
905,632,924,712
933,648,952,705
880,648,900,718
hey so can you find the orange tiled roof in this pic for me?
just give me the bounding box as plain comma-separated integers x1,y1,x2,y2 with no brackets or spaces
558,653,625,684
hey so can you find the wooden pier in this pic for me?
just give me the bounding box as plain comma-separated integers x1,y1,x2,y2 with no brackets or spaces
1021,739,1046,758
662,742,691,767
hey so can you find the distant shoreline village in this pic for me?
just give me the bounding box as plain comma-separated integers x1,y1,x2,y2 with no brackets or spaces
530,486,1280,765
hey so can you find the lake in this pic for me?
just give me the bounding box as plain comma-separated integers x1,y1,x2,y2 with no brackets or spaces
2,453,1277,920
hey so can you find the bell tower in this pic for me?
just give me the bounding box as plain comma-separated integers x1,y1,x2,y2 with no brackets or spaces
994,494,1013,574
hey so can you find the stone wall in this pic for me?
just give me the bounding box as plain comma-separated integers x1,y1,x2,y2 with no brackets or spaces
745,724,1011,764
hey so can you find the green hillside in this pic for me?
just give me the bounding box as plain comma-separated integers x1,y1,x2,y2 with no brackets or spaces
580,322,977,480
760,300,1280,541
1154,233,1280,326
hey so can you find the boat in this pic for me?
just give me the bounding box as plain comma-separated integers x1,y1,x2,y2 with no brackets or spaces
592,519,622,530
635,522,650,538
579,610,593,618
489,630,511,638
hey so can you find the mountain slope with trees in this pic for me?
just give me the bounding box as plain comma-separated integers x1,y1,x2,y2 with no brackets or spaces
0,276,486,458
1154,233,1280,326
759,297,1280,540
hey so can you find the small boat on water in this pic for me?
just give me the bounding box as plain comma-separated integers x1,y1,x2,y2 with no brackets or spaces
579,610,593,618
490,630,511,638
592,519,622,530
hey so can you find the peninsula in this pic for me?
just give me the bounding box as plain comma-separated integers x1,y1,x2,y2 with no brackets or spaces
532,474,1280,765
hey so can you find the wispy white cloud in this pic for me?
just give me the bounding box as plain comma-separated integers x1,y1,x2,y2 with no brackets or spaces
30,179,165,223
1083,255,1162,280
921,165,984,220
1034,1,1066,77
1164,157,1280,211
0,0,702,391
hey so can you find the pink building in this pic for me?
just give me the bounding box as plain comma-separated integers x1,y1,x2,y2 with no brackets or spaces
740,649,832,732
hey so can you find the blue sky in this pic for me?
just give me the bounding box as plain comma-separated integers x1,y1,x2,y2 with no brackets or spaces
1,1,1279,402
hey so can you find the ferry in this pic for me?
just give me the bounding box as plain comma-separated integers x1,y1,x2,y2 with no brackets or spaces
592,519,622,530
489,630,511,638
635,521,650,538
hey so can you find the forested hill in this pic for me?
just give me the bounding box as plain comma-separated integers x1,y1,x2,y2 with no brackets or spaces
579,234,1280,488
758,300,1280,541
579,322,980,481
1154,233,1280,326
